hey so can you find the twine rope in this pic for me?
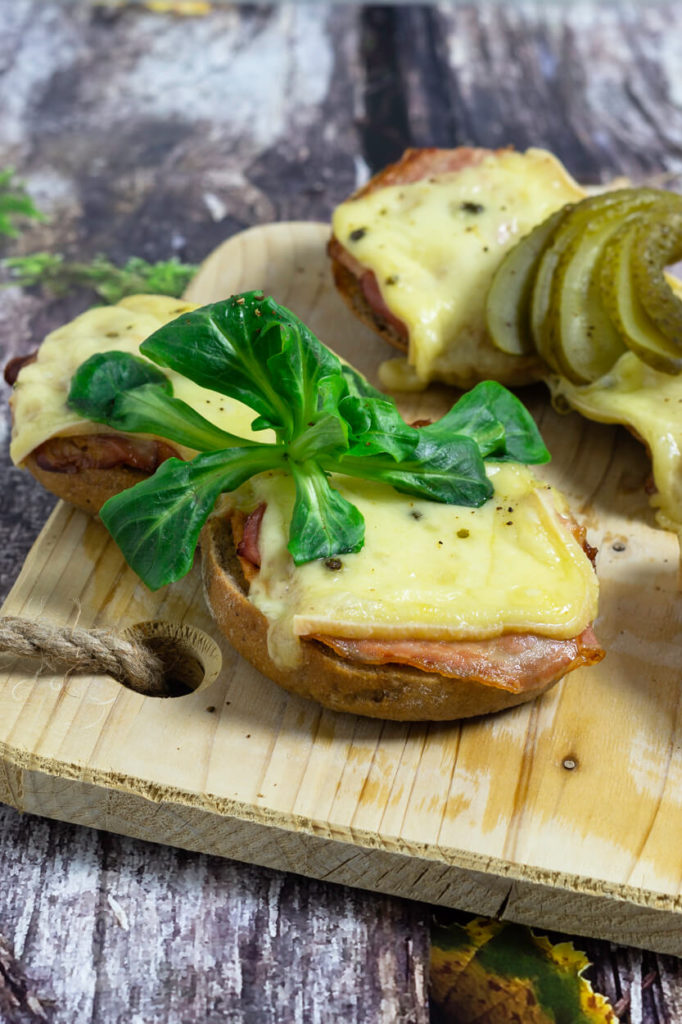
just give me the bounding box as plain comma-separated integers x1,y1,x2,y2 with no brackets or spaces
0,616,168,697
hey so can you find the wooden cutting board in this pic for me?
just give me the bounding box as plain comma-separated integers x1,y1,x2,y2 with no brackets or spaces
2,222,682,955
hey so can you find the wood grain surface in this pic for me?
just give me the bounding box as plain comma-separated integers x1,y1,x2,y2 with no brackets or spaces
2,2,682,1022
2,218,682,959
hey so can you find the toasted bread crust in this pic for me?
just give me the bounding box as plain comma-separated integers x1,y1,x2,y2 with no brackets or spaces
21,433,181,515
200,513,594,721
22,453,151,515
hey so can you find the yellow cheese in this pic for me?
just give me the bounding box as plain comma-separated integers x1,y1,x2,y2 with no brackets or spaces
332,148,584,387
550,352,682,536
10,294,266,465
229,463,599,669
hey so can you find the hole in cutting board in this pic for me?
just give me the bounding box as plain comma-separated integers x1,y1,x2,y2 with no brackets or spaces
123,620,222,698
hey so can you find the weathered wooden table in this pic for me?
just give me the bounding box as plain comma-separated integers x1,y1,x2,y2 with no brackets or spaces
2,3,682,1021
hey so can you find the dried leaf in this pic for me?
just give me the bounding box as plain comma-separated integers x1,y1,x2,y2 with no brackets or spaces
430,918,619,1024
94,0,212,12
143,0,212,13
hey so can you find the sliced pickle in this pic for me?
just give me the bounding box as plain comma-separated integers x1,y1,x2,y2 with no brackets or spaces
531,188,681,379
599,218,682,374
547,194,678,384
529,189,658,375
631,211,682,343
485,207,571,356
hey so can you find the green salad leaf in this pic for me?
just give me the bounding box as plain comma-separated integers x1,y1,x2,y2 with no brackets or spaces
67,291,550,590
4,252,197,302
417,380,550,464
100,447,286,590
0,168,45,240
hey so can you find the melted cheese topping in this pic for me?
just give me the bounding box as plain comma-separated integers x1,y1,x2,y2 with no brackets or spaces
333,148,584,386
229,463,599,669
10,294,265,464
550,352,682,535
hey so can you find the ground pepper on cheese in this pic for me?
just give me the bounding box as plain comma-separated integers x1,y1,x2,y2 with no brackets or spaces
10,294,266,465
332,148,585,388
226,463,599,670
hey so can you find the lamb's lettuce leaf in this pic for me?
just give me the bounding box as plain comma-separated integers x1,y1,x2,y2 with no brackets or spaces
67,291,549,589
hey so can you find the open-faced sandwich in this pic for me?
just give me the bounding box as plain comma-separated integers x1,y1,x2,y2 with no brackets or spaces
7,291,603,720
331,147,682,545
7,294,260,513
329,146,585,391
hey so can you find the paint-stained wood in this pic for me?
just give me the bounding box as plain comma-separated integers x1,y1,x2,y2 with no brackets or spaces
3,221,682,965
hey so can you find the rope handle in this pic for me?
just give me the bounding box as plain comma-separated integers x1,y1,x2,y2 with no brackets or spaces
0,616,168,697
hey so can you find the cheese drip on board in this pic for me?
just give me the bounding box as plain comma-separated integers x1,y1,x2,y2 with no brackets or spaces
332,148,585,387
549,351,682,537
227,463,599,670
10,294,266,465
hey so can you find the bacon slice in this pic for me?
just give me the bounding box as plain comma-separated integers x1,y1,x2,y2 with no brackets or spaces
307,628,603,694
33,434,179,475
236,503,266,568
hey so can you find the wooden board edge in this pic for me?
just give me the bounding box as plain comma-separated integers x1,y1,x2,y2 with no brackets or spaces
2,745,682,955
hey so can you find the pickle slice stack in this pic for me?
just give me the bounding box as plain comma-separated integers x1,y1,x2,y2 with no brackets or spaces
486,187,682,383
485,207,571,357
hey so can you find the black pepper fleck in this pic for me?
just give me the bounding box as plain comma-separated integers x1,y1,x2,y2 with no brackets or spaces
612,541,626,552
410,510,423,520
349,228,367,243
325,557,343,571
461,201,485,214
